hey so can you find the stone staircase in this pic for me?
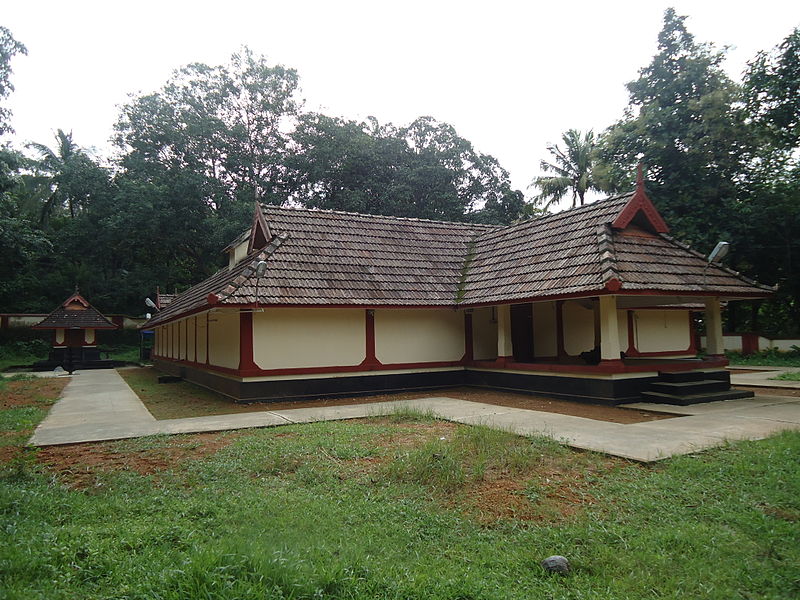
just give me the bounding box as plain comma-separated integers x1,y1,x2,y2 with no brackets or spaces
640,370,754,405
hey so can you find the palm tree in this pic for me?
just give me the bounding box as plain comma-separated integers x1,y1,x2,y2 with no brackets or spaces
28,130,84,223
531,129,600,210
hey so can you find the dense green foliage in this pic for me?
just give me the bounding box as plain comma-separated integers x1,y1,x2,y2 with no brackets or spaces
590,10,800,334
0,14,798,333
1,399,799,599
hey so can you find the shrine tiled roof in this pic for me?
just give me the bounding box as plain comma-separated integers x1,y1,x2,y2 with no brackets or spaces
32,293,118,330
143,190,774,327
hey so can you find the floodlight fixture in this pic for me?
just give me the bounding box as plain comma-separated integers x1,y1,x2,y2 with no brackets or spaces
703,241,730,286
145,297,158,310
707,241,730,264
255,260,268,277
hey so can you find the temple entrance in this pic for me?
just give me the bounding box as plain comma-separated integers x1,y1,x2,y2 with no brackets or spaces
510,303,534,362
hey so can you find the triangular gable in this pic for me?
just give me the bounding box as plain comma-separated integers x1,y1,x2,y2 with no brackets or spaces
611,167,669,234
247,202,273,254
62,292,91,310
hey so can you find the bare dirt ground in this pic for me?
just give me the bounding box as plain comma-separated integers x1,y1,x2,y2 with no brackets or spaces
121,367,673,423
735,385,800,398
35,419,628,523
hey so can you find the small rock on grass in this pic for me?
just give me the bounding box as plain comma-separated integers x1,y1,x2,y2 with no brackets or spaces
541,555,570,574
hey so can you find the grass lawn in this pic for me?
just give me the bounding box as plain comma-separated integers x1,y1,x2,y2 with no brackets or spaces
727,350,800,368
2,379,799,598
773,371,800,382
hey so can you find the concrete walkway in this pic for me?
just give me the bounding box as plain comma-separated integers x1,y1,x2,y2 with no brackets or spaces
728,366,800,390
29,369,800,462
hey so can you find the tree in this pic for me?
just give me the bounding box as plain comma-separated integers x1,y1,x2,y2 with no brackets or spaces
0,26,26,136
26,130,111,223
595,8,750,249
744,27,800,150
115,47,300,208
287,114,525,224
531,129,599,209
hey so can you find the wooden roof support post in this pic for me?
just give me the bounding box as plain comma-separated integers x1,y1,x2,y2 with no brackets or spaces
704,298,724,357
599,295,622,363
496,304,513,363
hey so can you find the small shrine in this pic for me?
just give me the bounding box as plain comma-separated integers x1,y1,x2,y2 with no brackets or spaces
31,289,119,372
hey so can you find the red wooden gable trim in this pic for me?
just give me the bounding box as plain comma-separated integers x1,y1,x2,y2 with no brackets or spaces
247,202,273,254
63,293,91,309
611,166,669,234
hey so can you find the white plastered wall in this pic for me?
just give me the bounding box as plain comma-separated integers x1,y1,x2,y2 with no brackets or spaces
208,309,240,369
563,301,595,356
196,314,208,363
472,307,498,360
533,301,557,358
85,329,95,345
633,310,691,353
187,316,196,362
179,319,186,360
253,308,365,369
375,308,464,364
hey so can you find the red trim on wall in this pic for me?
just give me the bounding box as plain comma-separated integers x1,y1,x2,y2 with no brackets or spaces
626,311,635,355
555,301,566,360
205,312,210,365
239,311,259,371
464,312,474,362
155,355,463,378
359,309,380,367
741,332,760,356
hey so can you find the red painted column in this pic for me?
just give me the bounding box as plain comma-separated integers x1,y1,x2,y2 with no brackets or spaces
361,309,380,368
205,313,210,365
556,300,566,360
626,311,637,356
238,311,259,374
464,311,474,363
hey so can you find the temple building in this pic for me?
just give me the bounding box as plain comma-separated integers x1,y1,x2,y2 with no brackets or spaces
142,180,774,405
32,290,118,372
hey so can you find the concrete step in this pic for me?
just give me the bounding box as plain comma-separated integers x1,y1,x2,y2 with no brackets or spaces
649,379,730,395
640,389,755,406
659,370,720,383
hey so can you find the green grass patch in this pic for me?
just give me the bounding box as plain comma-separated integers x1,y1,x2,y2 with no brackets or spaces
117,367,248,419
727,348,800,367
1,404,799,599
772,371,800,381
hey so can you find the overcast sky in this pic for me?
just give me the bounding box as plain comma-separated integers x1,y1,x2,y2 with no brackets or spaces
3,0,799,196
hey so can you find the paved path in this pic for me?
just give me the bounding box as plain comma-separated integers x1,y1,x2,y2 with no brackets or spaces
728,366,800,390
29,369,800,462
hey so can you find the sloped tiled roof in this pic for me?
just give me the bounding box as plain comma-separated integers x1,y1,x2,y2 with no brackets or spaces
460,194,633,303
32,293,118,330
143,192,774,327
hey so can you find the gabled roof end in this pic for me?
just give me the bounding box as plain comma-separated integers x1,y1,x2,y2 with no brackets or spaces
611,166,669,234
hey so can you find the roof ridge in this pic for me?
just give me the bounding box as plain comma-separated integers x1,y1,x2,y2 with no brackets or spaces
261,203,500,229
476,191,634,240
658,233,777,292
213,232,290,304
596,224,622,290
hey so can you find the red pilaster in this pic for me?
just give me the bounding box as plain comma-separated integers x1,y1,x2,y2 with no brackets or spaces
464,311,474,362
556,300,566,359
205,313,210,365
239,311,259,373
361,309,380,367
626,310,636,355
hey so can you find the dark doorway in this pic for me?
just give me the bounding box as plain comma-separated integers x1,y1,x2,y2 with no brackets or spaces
66,329,84,347
510,303,534,362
